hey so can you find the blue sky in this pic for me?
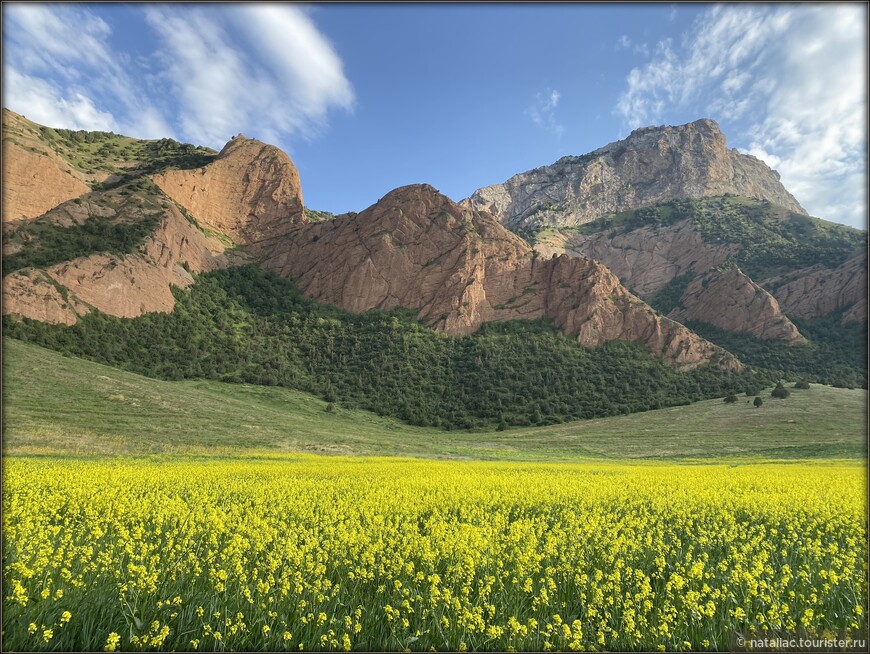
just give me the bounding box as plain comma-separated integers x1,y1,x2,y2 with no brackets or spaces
3,3,866,229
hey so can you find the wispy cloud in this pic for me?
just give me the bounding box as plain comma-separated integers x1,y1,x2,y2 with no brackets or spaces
2,4,162,135
526,89,564,138
614,4,867,228
3,68,117,132
144,4,354,148
2,4,354,149
615,34,649,57
236,6,355,126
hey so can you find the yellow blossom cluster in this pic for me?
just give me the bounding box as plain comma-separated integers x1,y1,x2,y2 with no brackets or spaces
2,456,866,651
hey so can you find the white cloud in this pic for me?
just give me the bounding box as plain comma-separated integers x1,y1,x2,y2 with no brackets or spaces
616,34,649,57
614,4,867,228
3,68,117,131
143,8,249,146
3,4,114,77
526,89,564,138
237,5,354,120
2,3,172,139
2,4,354,149
144,4,354,148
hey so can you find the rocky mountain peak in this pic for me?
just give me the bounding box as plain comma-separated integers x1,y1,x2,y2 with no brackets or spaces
152,135,305,247
216,134,257,158
368,183,485,233
597,118,725,155
375,183,453,212
467,118,806,231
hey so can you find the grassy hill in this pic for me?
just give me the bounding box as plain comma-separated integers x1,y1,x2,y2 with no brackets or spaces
3,338,865,461
3,108,216,184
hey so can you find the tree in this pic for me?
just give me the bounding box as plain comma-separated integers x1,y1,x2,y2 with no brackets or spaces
794,380,810,389
771,382,790,399
724,394,738,404
754,396,763,408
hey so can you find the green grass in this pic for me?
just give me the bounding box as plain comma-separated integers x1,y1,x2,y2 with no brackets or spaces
4,111,216,180
3,339,866,461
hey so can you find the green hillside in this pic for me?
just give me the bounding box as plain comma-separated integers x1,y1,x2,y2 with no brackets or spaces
3,109,216,183
3,338,865,460
3,265,759,432
684,315,867,389
575,195,865,280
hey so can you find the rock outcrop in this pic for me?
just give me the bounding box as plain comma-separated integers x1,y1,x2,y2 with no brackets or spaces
152,136,305,247
765,253,868,325
2,268,91,325
535,218,736,296
260,184,740,370
669,268,806,343
2,196,243,324
2,110,91,222
466,119,806,230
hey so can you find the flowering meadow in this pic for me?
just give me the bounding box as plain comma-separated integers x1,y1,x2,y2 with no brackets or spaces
2,456,866,651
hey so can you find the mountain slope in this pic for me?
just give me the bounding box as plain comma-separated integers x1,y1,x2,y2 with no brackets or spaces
1,110,247,324
764,252,867,325
536,216,734,296
1,108,216,215
466,118,805,231
536,196,867,331
668,267,806,344
2,177,244,324
259,183,738,369
2,110,92,221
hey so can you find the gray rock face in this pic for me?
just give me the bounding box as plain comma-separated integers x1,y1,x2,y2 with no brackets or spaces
466,119,806,230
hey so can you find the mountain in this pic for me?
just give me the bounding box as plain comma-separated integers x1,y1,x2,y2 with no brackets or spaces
3,114,738,371
2,111,865,401
254,183,737,368
532,196,866,329
1,109,250,323
464,119,865,348
152,135,306,248
466,119,806,231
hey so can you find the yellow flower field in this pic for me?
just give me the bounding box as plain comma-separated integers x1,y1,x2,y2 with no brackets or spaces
2,456,867,651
